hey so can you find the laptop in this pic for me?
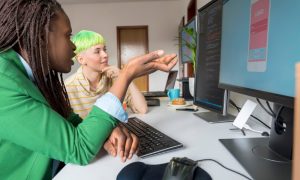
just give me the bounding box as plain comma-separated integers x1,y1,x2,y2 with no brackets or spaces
143,70,178,98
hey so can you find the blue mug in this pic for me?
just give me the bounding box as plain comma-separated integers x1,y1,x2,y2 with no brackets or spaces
167,88,180,101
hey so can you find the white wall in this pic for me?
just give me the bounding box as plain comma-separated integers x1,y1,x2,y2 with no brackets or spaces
61,0,186,91
197,0,210,8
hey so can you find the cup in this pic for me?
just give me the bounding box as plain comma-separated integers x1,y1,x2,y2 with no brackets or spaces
167,88,180,101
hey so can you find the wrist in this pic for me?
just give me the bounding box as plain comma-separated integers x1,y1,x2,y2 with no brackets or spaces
119,67,133,82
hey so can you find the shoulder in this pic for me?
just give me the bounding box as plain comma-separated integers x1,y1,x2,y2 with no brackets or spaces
64,69,84,94
0,51,28,86
64,72,78,86
0,50,20,74
64,66,85,87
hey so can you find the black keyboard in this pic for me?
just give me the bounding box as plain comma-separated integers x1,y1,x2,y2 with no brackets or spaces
122,117,183,158
142,91,167,97
146,98,160,106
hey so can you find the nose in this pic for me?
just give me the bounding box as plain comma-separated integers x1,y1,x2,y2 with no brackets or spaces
71,41,76,52
101,50,108,57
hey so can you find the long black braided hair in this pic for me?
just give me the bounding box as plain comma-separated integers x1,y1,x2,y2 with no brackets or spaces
0,0,71,118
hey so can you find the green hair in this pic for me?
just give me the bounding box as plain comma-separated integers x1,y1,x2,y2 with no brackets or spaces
72,30,106,55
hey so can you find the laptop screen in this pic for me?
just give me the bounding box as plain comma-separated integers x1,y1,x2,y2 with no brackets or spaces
164,71,178,91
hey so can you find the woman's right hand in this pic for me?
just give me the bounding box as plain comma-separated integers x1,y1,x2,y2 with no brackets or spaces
109,50,177,101
121,50,177,82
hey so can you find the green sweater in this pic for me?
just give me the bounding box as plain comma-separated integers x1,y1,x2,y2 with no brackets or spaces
0,50,117,179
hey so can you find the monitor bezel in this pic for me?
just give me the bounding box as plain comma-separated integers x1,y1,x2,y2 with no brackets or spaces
219,83,294,108
197,0,220,15
193,0,225,114
185,16,196,31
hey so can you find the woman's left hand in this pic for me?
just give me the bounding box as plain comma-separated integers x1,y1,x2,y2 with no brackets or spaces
103,124,139,162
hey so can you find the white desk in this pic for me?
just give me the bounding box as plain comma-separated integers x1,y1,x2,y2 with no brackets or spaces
54,98,266,180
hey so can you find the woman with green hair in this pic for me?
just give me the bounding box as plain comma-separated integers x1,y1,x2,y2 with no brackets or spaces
65,30,148,119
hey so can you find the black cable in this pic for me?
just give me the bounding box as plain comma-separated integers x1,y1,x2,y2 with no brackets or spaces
249,113,271,129
229,100,240,111
256,98,276,118
266,101,276,117
229,100,271,129
196,159,252,180
274,105,285,133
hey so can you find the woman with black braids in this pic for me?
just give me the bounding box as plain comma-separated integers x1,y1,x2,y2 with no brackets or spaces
0,0,177,179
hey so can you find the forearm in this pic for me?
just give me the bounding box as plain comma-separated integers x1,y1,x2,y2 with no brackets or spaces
0,98,116,165
128,83,148,114
109,69,132,102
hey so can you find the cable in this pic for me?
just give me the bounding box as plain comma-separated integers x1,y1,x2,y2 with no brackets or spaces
256,98,276,118
248,114,271,129
274,105,285,134
229,99,240,111
229,100,271,129
196,159,252,180
266,101,276,116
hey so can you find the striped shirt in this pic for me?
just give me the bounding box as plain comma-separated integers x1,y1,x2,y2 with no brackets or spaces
65,66,132,118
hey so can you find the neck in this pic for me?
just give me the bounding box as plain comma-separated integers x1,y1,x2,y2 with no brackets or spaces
82,66,101,90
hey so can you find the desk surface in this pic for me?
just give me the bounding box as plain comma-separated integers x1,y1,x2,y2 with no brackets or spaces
54,98,266,180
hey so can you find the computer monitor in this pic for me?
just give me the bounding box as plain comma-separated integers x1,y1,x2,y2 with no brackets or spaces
193,0,234,123
180,16,197,64
219,0,300,179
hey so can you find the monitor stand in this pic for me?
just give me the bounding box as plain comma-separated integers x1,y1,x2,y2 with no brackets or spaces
219,104,293,180
194,111,235,123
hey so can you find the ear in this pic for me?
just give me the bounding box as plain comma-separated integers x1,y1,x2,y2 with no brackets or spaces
77,54,87,65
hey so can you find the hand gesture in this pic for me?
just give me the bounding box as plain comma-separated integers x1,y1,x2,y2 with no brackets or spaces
102,66,120,80
108,50,177,102
121,50,177,81
103,124,138,162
